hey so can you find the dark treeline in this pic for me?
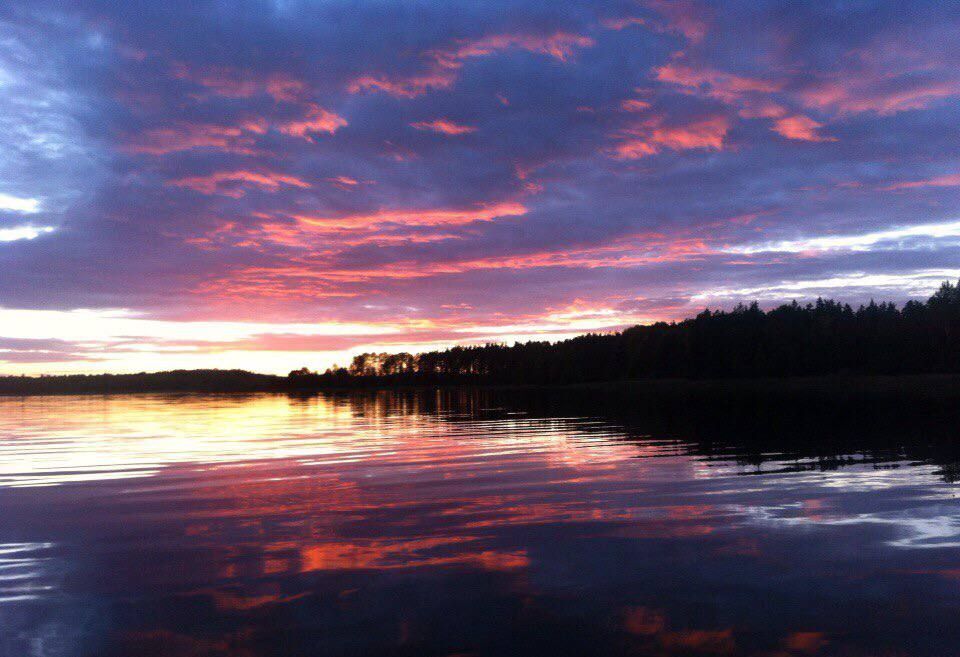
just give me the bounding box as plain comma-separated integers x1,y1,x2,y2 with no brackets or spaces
0,369,284,396
297,280,960,386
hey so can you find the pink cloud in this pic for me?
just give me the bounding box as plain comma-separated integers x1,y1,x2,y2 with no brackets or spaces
654,34,960,126
772,115,836,142
644,0,710,43
124,106,344,158
441,32,594,63
601,16,648,31
736,100,790,120
276,104,348,140
264,77,307,103
171,63,306,102
602,1,710,43
224,232,713,288
349,31,594,98
249,222,460,250
882,173,960,191
348,71,457,99
654,60,843,143
795,39,960,117
326,176,361,190
122,123,260,155
186,227,718,313
293,201,527,230
654,61,782,104
612,114,730,159
620,99,652,112
798,78,960,116
410,118,477,135
169,170,311,197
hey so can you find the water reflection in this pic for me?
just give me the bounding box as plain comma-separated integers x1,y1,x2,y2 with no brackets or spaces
0,389,959,656
0,542,57,603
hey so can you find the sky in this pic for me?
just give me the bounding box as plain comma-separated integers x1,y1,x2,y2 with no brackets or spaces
2,1,960,374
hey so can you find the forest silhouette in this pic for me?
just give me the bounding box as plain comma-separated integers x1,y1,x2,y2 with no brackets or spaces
298,280,960,386
6,281,960,395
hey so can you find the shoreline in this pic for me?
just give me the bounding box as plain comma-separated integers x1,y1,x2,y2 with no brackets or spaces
5,373,960,400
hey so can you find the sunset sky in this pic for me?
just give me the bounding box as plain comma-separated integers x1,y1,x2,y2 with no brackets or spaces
2,1,960,374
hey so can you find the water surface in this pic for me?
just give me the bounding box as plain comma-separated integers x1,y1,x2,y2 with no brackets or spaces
2,389,960,656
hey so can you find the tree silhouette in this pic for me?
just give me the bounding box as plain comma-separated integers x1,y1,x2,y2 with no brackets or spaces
301,280,960,386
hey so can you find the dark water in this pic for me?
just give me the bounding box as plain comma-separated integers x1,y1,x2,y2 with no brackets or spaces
2,389,960,657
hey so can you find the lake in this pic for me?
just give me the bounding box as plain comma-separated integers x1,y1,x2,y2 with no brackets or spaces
2,388,960,656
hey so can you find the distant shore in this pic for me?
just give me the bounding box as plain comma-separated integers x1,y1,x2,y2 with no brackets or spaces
0,370,286,397
6,369,960,402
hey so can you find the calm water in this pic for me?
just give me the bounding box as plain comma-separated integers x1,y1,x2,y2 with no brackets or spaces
2,389,960,657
